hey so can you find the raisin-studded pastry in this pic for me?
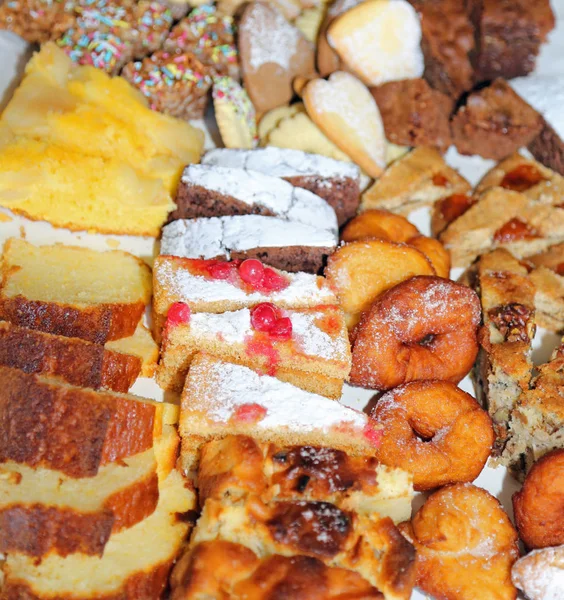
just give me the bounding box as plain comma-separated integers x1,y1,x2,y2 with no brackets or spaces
361,147,471,216
470,249,536,457
439,187,564,269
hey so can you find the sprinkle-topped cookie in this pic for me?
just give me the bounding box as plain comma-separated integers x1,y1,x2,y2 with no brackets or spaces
163,5,238,79
213,76,258,149
121,50,213,119
0,0,76,43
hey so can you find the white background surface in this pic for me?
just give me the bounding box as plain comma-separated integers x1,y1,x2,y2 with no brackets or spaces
1,3,564,596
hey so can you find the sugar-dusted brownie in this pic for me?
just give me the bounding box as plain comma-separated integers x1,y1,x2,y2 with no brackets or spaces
451,79,543,160
121,51,213,120
371,78,453,152
471,0,555,82
409,0,475,97
202,147,361,226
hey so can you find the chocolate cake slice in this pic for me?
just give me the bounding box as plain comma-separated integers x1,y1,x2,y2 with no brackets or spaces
160,216,337,274
201,147,361,225
170,164,338,234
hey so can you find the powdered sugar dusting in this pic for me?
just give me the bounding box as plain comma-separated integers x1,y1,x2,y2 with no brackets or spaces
512,546,564,600
160,216,337,259
291,310,349,361
202,147,360,180
308,72,386,168
188,356,367,430
155,257,336,307
241,3,301,72
181,165,337,233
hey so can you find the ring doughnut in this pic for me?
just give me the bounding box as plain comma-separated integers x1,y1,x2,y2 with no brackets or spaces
370,380,494,490
513,449,564,549
350,275,481,390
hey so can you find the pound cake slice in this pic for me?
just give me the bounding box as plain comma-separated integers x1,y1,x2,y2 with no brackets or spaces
153,255,337,336
169,165,338,234
361,147,471,215
171,540,384,600
440,187,564,269
156,304,351,397
160,216,337,274
0,239,151,344
196,435,413,524
0,321,141,392
201,147,361,225
178,354,381,473
470,249,536,456
105,323,159,377
0,366,175,478
190,497,415,600
0,468,194,600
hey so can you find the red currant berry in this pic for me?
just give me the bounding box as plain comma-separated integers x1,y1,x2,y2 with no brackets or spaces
208,261,233,280
363,423,382,447
269,317,293,340
233,403,267,423
167,302,191,326
250,303,278,332
239,259,264,286
261,267,289,291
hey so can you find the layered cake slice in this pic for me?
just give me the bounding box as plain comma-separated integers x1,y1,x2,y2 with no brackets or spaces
169,164,338,235
0,367,179,559
152,255,337,335
171,540,385,600
439,187,564,269
201,147,361,225
179,354,381,473
0,239,152,344
360,147,471,215
1,468,194,600
196,435,413,524
160,216,337,274
470,250,536,457
157,303,351,397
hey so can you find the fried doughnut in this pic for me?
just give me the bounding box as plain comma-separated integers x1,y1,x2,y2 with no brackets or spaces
513,449,564,549
371,381,494,490
341,209,420,243
400,483,519,600
350,275,481,389
406,235,451,278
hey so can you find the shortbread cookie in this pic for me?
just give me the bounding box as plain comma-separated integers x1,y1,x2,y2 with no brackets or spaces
258,103,306,141
327,0,424,87
295,6,325,42
361,147,471,215
303,72,386,177
170,164,338,234
317,0,362,77
202,147,360,225
213,77,258,149
238,2,316,114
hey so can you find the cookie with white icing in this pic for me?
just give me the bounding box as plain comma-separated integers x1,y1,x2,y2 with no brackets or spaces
238,1,315,114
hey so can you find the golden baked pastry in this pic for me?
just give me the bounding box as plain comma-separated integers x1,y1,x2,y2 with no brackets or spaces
400,483,519,600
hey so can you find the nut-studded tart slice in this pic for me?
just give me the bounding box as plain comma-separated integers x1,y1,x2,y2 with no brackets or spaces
361,147,471,216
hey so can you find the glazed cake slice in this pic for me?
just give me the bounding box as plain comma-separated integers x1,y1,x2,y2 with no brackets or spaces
197,435,413,525
470,249,536,456
152,255,337,335
360,147,471,215
171,540,384,600
156,304,351,397
201,147,361,225
440,187,564,269
0,469,194,600
178,354,381,473
160,216,337,274
0,239,151,344
0,321,141,393
169,164,338,235
0,366,176,478
190,497,415,600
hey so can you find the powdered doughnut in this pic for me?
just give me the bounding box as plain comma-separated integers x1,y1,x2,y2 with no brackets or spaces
350,275,481,389
370,380,494,490
513,449,564,549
